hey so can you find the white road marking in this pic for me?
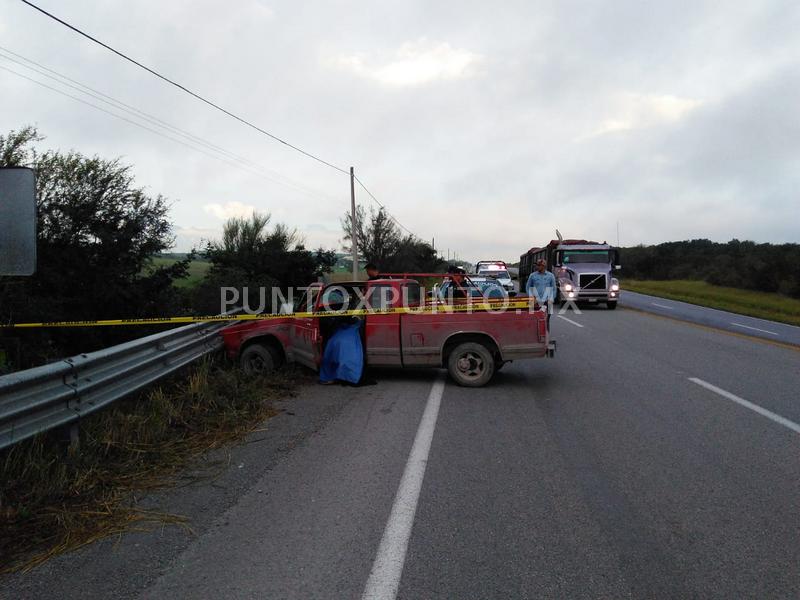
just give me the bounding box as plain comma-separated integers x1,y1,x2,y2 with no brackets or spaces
652,302,674,310
730,322,779,336
557,315,584,328
361,374,446,600
689,377,800,435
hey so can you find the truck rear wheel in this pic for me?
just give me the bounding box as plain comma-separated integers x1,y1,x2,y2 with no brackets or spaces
240,343,279,375
447,342,495,387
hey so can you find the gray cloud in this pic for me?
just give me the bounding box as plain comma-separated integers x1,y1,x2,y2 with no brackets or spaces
1,0,797,262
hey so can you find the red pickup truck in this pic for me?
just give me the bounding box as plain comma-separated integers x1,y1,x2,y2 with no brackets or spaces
221,278,554,387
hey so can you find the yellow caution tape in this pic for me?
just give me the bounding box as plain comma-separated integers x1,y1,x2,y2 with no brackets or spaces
4,300,538,328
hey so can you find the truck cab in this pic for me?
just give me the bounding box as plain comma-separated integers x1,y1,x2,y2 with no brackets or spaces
554,243,621,308
521,240,621,309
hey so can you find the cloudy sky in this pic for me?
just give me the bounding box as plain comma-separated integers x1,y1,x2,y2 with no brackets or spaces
1,0,798,262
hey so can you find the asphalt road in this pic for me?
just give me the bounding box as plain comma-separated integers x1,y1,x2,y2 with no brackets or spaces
3,304,800,599
620,290,800,346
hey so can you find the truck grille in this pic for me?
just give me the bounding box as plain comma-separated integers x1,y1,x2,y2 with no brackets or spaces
579,273,606,290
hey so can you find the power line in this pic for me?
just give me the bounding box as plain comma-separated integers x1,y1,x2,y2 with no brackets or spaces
0,46,234,160
0,64,255,170
17,0,450,255
0,50,342,204
1,50,435,249
19,0,350,175
353,174,416,238
0,63,344,203
0,45,284,182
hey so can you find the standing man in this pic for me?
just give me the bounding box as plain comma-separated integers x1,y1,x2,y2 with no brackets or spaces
447,265,470,300
365,263,380,280
526,259,556,328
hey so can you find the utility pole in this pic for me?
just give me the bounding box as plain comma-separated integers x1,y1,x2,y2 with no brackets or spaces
350,167,358,279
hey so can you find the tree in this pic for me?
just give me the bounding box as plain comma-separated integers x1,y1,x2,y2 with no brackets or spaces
620,238,800,299
394,235,447,273
0,125,42,166
341,205,401,268
193,212,336,313
340,206,444,273
0,126,189,367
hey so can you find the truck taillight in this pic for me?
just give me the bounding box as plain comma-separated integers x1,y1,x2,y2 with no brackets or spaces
537,314,547,339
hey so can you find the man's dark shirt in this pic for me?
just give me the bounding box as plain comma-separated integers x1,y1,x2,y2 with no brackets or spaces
450,279,470,299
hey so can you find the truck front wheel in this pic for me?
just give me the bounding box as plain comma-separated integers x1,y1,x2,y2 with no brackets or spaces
447,342,495,387
240,343,279,375
607,301,618,310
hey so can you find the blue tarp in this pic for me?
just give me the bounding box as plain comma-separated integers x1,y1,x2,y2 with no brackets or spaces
319,321,364,384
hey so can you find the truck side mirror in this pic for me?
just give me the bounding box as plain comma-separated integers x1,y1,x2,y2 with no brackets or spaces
612,248,621,270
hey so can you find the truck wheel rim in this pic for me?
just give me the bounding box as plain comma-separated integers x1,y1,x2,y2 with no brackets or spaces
456,351,485,380
247,354,266,372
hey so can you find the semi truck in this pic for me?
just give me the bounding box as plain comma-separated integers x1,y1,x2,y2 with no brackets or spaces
519,234,621,309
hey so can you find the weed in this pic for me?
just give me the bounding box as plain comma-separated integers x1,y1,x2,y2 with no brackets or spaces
0,359,300,573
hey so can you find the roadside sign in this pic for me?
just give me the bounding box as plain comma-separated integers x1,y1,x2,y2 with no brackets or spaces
0,167,36,275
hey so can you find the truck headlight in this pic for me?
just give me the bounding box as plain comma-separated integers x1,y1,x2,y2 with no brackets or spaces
567,291,575,299
563,283,573,292
611,283,619,291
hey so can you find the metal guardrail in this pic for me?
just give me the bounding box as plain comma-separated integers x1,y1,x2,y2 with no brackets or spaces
0,319,232,450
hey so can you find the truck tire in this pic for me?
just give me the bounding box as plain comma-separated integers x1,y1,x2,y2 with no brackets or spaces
607,301,618,310
447,342,495,387
240,343,279,375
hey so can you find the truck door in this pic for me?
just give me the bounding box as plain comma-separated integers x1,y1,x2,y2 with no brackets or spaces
399,282,440,366
365,283,402,366
289,287,321,369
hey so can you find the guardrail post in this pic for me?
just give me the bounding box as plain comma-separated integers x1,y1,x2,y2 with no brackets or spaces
69,423,79,448
64,356,82,451
58,422,80,452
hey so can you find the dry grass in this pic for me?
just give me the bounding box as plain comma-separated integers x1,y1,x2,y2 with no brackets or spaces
0,359,301,574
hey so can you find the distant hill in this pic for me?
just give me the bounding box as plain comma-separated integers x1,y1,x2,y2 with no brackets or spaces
620,239,800,299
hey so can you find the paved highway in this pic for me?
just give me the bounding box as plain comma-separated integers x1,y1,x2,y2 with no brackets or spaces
3,304,800,599
620,290,800,346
